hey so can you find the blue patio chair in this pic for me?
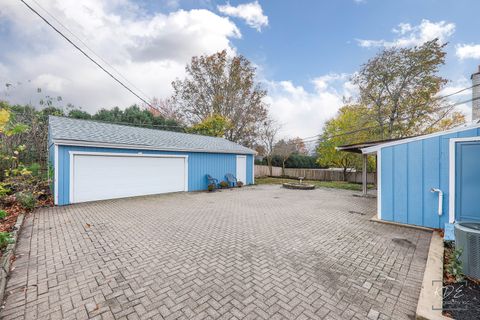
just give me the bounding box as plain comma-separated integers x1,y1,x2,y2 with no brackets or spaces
225,173,237,187
206,174,219,188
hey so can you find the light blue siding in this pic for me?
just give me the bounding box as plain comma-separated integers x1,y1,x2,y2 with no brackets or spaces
380,128,480,228
407,141,423,226
381,147,394,221
54,145,253,205
423,136,440,228
393,144,408,224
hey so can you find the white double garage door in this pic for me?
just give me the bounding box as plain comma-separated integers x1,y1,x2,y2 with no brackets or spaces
70,152,188,204
69,152,247,204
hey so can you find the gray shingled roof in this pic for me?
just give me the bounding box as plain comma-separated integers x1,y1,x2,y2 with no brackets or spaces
49,116,256,154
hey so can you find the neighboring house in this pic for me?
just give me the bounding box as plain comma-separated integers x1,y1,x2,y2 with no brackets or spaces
358,66,480,229
48,116,255,205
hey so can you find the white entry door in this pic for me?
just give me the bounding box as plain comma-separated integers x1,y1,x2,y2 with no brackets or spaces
236,155,247,184
71,152,187,203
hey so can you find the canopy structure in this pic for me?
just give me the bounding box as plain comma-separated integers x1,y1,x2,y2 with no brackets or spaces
336,137,409,195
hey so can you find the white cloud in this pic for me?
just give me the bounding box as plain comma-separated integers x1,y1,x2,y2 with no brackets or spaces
437,77,472,121
0,0,241,112
32,74,68,92
217,1,268,31
357,19,455,48
439,77,471,98
264,73,354,139
392,23,412,35
456,44,480,60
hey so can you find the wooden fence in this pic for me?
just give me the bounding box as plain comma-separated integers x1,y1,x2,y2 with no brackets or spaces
254,165,375,184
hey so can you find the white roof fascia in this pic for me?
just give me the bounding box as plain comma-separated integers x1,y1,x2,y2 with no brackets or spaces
361,122,480,154
52,139,257,155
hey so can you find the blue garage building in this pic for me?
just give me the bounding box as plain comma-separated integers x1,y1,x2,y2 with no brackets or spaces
362,123,480,229
48,116,255,205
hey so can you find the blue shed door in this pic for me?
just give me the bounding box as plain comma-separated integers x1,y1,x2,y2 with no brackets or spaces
455,141,480,222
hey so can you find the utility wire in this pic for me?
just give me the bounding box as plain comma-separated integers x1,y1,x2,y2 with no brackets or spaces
299,95,480,147
298,88,480,143
19,0,153,107
28,0,153,103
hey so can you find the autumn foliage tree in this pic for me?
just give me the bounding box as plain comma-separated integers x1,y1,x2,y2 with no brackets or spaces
353,39,465,139
171,50,269,146
316,105,375,180
273,139,298,176
188,114,233,137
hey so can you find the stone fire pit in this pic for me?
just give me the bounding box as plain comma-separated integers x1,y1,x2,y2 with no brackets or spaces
282,182,315,190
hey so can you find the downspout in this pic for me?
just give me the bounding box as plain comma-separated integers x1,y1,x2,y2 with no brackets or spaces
431,188,443,216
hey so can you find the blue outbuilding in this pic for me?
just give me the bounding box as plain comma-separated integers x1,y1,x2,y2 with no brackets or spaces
361,123,480,229
48,116,255,205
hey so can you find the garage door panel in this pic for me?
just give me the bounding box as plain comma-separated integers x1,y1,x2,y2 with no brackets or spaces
72,154,186,203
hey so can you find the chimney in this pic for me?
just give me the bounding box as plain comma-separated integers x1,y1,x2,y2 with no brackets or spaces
472,65,480,122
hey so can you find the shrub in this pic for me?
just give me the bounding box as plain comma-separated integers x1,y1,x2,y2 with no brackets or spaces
0,183,10,197
237,181,244,187
446,247,464,282
16,192,36,211
0,232,14,249
0,210,7,220
219,181,229,188
27,163,42,177
207,183,215,192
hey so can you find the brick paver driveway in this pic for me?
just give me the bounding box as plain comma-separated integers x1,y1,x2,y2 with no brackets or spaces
1,185,431,320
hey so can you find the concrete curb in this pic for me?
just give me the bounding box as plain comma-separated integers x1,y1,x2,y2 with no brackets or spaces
416,231,451,320
0,213,25,303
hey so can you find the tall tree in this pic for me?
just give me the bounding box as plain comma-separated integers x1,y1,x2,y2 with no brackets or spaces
353,39,464,139
171,50,269,146
188,114,232,137
316,105,375,181
273,139,297,176
289,137,308,155
145,98,184,123
258,118,281,176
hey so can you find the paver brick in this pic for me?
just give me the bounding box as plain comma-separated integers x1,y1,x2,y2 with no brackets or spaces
0,185,431,319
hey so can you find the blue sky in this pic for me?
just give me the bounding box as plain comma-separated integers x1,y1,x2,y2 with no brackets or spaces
1,0,480,138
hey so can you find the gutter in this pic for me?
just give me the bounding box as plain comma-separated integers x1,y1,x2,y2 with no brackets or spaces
362,121,480,154
51,139,257,155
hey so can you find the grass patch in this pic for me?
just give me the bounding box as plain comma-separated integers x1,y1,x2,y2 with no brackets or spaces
255,177,374,191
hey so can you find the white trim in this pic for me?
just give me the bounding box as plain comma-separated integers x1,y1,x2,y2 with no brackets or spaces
69,152,74,204
54,145,59,205
68,151,189,159
53,139,256,155
236,155,247,184
252,156,255,184
68,151,189,204
184,157,189,192
376,151,382,220
362,122,480,154
448,136,480,223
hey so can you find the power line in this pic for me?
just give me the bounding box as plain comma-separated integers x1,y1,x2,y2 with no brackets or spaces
19,0,153,107
298,87,480,143
299,95,480,147
436,83,480,100
28,0,153,103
